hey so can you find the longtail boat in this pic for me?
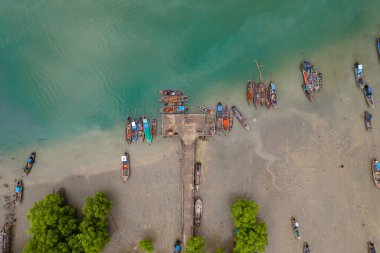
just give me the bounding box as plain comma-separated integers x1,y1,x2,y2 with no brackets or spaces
311,65,322,92
143,116,152,144
125,116,132,144
369,242,376,253
194,198,202,227
247,80,254,105
222,105,229,133
354,62,364,89
268,82,278,109
159,90,184,96
151,118,157,138
258,82,270,107
137,116,145,142
291,216,301,240
215,102,223,135
304,242,310,253
231,106,249,130
194,162,201,191
164,101,184,106
253,82,260,108
174,241,182,253
365,111,372,131
371,158,380,188
121,152,130,183
301,61,314,101
198,106,213,114
160,105,188,114
131,119,138,142
159,95,188,104
228,108,234,131
24,152,36,175
15,179,23,206
365,84,375,108
378,36,380,56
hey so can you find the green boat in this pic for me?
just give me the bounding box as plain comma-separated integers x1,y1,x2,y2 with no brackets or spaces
143,116,152,144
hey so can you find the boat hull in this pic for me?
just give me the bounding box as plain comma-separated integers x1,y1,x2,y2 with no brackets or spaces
231,106,249,130
121,153,130,183
371,159,380,188
247,80,254,105
24,152,36,175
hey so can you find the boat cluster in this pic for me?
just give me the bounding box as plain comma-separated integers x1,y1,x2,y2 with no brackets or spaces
354,62,375,109
125,116,157,144
159,90,189,114
247,80,278,109
301,60,322,102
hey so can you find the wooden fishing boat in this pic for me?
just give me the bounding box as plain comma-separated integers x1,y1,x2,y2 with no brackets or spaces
159,89,184,96
173,241,182,253
151,118,157,138
222,105,229,133
231,106,249,130
258,82,270,107
131,119,138,143
301,61,314,101
194,162,201,191
198,106,213,114
371,159,380,188
215,102,223,135
369,242,376,253
354,62,364,89
365,84,375,108
365,111,372,131
247,80,254,105
143,116,152,144
121,152,130,183
194,198,202,227
268,82,278,109
15,179,23,206
125,116,132,144
24,152,36,175
291,216,301,240
378,36,380,56
160,105,188,114
304,242,310,253
164,101,184,106
311,65,321,92
137,117,145,142
253,82,260,108
228,108,234,131
159,95,188,104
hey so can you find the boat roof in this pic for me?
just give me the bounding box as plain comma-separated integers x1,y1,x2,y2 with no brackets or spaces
132,122,136,126
121,155,128,161
217,105,223,111
358,64,363,70
179,106,185,111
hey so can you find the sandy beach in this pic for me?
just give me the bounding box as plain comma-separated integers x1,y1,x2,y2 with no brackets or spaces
1,31,380,253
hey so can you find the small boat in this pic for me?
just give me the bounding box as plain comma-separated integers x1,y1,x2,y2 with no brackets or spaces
198,106,213,114
369,241,376,253
15,179,23,206
131,119,138,143
304,242,310,253
125,116,132,144
173,241,182,253
378,36,380,56
365,111,372,131
164,101,184,107
247,80,254,105
253,82,260,108
159,105,188,114
194,162,201,191
291,216,301,240
222,105,229,133
371,159,380,188
143,116,152,144
216,102,223,135
159,95,188,104
137,116,145,142
231,106,249,130
151,118,157,138
121,152,130,182
268,82,278,109
354,62,364,89
365,84,375,108
159,90,184,96
228,108,234,131
311,65,322,92
24,152,36,175
301,61,315,101
258,82,270,107
194,198,202,227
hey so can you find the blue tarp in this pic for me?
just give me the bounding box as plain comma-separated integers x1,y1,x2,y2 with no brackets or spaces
271,83,276,90
179,106,184,111
175,246,181,251
27,158,33,163
376,163,380,171
15,186,22,193
217,105,223,111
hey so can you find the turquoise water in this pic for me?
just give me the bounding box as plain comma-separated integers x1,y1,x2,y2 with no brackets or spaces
0,0,379,150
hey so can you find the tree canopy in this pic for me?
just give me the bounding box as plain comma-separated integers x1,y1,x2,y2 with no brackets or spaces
184,236,205,253
231,199,268,253
139,238,154,253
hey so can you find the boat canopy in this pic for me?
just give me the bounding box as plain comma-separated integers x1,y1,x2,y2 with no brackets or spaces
27,158,33,163
366,85,373,95
358,64,363,70
179,106,185,111
271,83,276,90
15,186,22,193
132,122,136,127
121,155,127,162
376,163,380,172
217,105,223,111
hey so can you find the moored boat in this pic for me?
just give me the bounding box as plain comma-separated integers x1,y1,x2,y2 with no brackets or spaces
231,106,249,130
121,152,130,182
159,95,188,104
253,82,260,108
216,102,223,135
143,116,152,144
159,89,184,96
369,241,376,253
222,105,229,133
268,82,278,109
24,152,36,175
371,159,380,188
247,80,254,105
194,162,201,191
15,179,23,206
151,118,157,138
137,116,145,142
228,108,234,131
131,119,138,143
378,36,380,56
365,111,372,131
291,216,301,240
198,106,213,114
126,116,132,144
194,198,202,227
160,105,188,114
304,242,310,253
354,62,364,89
173,241,182,253
365,84,375,108
258,82,270,107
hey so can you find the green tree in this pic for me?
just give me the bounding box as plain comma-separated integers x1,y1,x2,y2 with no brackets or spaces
214,247,225,253
231,199,268,253
184,236,205,253
139,238,154,253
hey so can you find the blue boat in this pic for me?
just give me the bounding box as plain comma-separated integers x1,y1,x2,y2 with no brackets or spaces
131,119,138,142
377,36,380,56
216,102,223,135
143,116,152,144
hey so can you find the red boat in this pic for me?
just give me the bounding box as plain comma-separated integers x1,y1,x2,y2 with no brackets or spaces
125,117,132,144
121,152,130,183
223,106,229,133
247,80,254,105
151,118,157,138
159,95,188,103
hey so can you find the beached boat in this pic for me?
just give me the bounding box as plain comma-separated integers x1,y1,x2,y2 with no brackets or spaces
365,84,375,108
160,105,188,114
159,95,188,104
125,117,132,144
258,82,269,107
253,83,260,108
194,162,201,191
143,116,152,144
371,159,380,188
301,61,319,101
369,242,376,253
173,241,182,253
121,152,130,182
15,179,23,206
194,198,202,227
131,119,138,143
354,62,364,89
222,105,229,133
215,102,223,135
268,82,278,109
151,118,157,138
24,152,36,175
291,216,301,240
228,108,234,131
231,106,249,130
137,117,145,142
365,111,372,131
378,36,380,56
311,65,322,92
159,90,184,96
304,242,310,253
247,80,254,105
198,106,213,114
